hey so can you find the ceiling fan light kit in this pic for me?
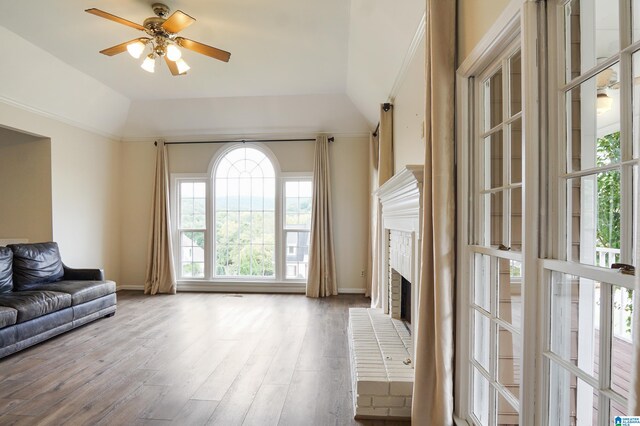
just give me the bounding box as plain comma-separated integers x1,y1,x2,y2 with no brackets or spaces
86,3,231,76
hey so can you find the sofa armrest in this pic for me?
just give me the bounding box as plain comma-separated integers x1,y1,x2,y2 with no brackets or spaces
62,264,105,281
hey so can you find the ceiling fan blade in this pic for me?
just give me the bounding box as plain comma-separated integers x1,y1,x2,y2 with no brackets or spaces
176,37,231,62
164,56,184,76
85,8,145,31
99,38,150,56
161,10,196,34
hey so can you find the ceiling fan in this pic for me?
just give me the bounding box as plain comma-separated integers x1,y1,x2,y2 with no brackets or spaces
86,3,231,76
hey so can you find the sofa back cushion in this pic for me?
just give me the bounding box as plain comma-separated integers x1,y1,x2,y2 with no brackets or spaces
8,242,64,290
0,248,12,293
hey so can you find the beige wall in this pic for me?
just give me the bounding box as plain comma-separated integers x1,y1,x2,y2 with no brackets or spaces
393,38,426,171
0,136,52,243
119,137,369,293
458,0,512,63
0,102,122,283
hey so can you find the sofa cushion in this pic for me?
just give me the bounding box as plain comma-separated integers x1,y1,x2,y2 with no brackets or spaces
0,306,17,329
32,281,116,306
0,248,12,293
0,291,72,323
8,242,64,290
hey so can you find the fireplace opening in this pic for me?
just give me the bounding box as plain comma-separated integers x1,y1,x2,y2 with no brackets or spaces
401,276,411,325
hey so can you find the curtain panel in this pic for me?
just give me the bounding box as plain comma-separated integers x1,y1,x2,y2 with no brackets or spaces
370,105,394,308
412,0,456,424
144,141,177,295
306,135,337,298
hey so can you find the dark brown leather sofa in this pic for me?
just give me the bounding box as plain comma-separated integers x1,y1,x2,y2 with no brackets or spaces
0,242,116,358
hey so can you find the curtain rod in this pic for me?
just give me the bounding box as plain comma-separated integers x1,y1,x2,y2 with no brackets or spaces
155,137,334,146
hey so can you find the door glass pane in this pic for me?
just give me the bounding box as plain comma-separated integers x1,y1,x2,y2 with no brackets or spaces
498,326,521,399
498,259,522,329
474,254,491,312
510,51,522,116
474,309,491,371
564,0,620,80
550,272,600,379
486,131,504,189
473,367,490,426
485,69,504,130
611,285,635,398
548,361,599,426
497,391,519,425
566,65,621,173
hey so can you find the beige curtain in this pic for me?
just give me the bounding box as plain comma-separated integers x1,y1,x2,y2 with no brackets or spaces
144,141,177,295
366,132,379,298
412,0,456,424
630,170,640,414
306,135,337,298
370,104,394,308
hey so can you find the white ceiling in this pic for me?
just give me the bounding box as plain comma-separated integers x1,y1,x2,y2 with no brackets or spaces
0,0,425,137
0,0,350,100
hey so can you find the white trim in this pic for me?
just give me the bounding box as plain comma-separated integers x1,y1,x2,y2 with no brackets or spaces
117,284,144,291
388,12,426,101
0,94,123,141
338,287,366,294
520,3,542,425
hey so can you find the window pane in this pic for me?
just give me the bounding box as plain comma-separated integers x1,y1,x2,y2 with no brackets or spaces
473,309,491,371
564,0,619,80
610,398,629,419
484,191,504,247
498,259,522,329
633,51,640,158
284,179,313,230
485,131,504,189
473,253,491,312
511,119,522,184
550,272,600,379
567,170,621,266
548,361,599,426
510,50,522,116
180,231,204,278
215,148,275,278
472,367,490,426
285,231,310,279
498,326,521,399
611,285,635,398
497,390,519,425
485,69,503,130
566,66,621,173
510,187,522,252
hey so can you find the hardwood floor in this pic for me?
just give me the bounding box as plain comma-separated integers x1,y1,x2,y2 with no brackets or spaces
0,291,410,426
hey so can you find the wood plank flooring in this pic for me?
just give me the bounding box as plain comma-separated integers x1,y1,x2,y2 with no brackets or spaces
0,291,410,425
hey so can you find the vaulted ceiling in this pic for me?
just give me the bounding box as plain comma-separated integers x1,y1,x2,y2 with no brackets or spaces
0,0,425,138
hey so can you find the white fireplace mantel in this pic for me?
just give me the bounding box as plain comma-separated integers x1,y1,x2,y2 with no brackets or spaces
376,165,424,235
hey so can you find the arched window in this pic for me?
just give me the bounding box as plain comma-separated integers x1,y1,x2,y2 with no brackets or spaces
214,147,276,277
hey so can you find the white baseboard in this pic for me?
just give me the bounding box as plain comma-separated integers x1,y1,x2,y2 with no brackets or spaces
118,283,368,295
117,284,144,291
338,288,367,294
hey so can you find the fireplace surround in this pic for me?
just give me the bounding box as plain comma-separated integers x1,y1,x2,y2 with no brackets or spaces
348,165,423,419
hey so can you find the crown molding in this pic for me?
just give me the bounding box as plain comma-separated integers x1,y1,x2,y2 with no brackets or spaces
388,11,426,101
0,95,123,141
